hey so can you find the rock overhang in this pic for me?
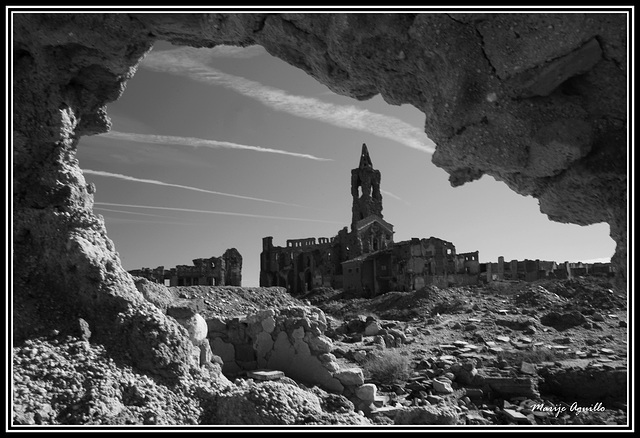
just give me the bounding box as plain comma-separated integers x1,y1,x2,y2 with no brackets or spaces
11,11,628,379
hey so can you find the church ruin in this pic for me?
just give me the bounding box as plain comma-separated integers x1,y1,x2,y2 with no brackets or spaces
260,144,481,296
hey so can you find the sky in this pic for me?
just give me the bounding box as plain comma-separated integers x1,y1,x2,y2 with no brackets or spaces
76,38,616,287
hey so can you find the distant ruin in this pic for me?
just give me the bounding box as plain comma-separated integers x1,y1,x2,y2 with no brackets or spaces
482,257,615,283
129,248,243,286
260,144,482,296
260,144,615,296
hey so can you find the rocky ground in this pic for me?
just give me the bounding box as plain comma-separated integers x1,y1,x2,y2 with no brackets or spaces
305,277,629,426
11,276,629,429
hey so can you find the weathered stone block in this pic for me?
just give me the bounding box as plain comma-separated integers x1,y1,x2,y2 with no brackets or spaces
211,337,235,363
306,334,333,354
293,338,311,358
261,316,276,333
322,361,340,373
364,321,382,336
291,326,305,339
318,353,337,363
433,379,454,394
247,370,284,381
254,331,274,361
503,408,531,423
334,368,365,386
267,332,343,394
355,383,377,402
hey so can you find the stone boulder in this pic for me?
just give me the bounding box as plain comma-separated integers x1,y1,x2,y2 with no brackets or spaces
540,311,588,330
174,314,208,346
364,320,382,336
334,368,365,386
495,316,538,331
394,405,459,425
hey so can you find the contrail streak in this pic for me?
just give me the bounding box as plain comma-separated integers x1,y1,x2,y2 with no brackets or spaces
94,202,344,224
93,207,176,219
381,189,411,206
83,169,304,207
141,48,436,154
100,130,332,161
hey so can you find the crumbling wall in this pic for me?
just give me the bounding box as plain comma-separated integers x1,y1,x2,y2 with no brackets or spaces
260,236,344,294
12,12,627,382
482,258,615,283
223,248,243,286
129,249,242,286
207,306,374,401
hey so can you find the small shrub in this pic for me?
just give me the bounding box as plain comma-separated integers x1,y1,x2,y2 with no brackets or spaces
362,348,411,385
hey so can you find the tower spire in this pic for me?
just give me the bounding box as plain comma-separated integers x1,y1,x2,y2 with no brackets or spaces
359,143,373,169
351,143,383,230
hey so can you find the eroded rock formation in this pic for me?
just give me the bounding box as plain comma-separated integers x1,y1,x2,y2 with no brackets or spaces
12,13,627,382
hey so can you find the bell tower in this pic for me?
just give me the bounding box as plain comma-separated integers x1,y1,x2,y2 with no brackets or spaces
351,143,383,231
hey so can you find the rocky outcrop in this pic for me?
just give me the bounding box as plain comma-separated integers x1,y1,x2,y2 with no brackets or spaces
12,12,627,389
12,336,231,425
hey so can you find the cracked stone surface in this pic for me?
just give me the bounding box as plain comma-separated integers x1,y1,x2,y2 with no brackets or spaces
12,12,627,381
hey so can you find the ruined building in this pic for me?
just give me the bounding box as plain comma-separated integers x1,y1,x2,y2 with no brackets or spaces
481,257,615,282
260,144,480,296
129,248,242,287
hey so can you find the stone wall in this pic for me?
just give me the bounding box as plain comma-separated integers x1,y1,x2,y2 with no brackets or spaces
207,306,376,408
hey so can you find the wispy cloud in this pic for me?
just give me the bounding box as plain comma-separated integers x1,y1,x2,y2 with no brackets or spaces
100,130,332,161
97,216,194,226
381,189,411,206
95,202,344,224
94,207,200,226
83,169,303,207
141,48,436,154
94,207,178,219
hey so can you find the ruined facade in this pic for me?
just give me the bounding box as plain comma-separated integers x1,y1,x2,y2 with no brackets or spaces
260,144,480,296
130,248,242,287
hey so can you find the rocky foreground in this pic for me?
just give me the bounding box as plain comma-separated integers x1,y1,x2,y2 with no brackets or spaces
11,277,629,428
